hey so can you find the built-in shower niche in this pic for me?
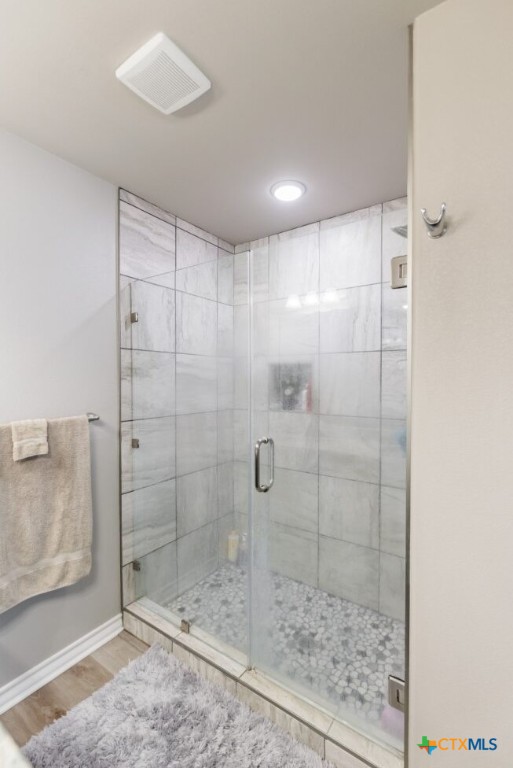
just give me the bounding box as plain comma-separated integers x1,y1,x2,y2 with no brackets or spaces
269,362,313,412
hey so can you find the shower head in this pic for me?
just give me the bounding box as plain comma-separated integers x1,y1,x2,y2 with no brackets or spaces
392,225,408,238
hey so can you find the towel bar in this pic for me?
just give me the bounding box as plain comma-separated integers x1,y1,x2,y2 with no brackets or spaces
86,413,100,422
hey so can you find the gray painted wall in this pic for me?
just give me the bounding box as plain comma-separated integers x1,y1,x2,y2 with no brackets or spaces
0,130,120,687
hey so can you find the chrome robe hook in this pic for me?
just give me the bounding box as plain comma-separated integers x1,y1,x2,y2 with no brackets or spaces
420,202,447,238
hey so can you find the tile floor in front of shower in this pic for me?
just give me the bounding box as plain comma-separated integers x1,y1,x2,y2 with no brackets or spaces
167,563,404,727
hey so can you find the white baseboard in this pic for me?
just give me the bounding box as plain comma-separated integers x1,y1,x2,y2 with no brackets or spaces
0,613,123,715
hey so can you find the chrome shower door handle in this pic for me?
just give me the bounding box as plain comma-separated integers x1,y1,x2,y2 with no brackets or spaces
254,436,274,493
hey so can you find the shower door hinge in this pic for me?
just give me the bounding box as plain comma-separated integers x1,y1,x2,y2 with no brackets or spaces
132,560,141,572
130,311,139,323
388,675,406,712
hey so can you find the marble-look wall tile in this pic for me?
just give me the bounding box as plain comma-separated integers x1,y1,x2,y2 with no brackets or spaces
218,462,234,518
380,486,406,557
120,349,175,421
120,349,132,421
319,476,379,549
125,350,175,420
268,223,319,301
269,411,319,473
233,304,249,356
233,409,251,462
177,218,218,246
270,468,318,533
381,419,407,489
120,201,175,279
382,196,408,215
177,467,218,537
218,303,234,357
176,354,217,415
319,415,380,484
176,260,217,301
217,359,234,411
234,460,249,517
176,292,217,356
250,240,270,304
218,409,234,464
270,522,318,587
131,281,175,352
177,520,219,594
253,301,272,357
218,253,234,305
218,513,236,562
122,479,176,565
381,199,407,276
176,412,217,476
379,553,405,621
233,251,249,306
233,409,268,463
118,192,409,623
218,239,235,255
269,300,319,356
381,351,407,420
176,228,218,270
382,283,407,351
319,284,381,353
234,357,248,410
319,537,379,610
120,189,176,225
320,352,380,418
122,563,136,606
145,271,176,289
137,541,179,605
323,204,383,228
121,417,176,493
320,208,381,291
120,279,132,349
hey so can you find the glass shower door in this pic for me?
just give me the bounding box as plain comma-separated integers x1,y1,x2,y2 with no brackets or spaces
248,205,407,751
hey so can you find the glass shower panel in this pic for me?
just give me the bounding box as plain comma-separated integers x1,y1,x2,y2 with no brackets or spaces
119,194,249,658
248,204,407,750
120,275,179,609
160,249,248,658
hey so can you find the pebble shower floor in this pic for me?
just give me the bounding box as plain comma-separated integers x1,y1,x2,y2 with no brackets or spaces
167,563,404,726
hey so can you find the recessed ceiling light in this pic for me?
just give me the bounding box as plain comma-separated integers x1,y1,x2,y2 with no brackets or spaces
270,181,306,202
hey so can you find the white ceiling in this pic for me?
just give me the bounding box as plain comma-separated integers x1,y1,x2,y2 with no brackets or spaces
0,0,441,244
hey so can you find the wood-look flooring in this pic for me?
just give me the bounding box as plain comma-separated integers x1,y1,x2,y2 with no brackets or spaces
0,631,148,747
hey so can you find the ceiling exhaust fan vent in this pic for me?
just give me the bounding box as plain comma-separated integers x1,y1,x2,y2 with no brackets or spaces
116,33,211,115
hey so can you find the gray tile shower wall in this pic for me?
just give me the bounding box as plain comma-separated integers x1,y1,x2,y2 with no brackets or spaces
232,199,407,621
120,190,407,623
119,190,235,607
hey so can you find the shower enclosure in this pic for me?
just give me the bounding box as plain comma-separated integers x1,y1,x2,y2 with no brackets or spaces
120,191,407,754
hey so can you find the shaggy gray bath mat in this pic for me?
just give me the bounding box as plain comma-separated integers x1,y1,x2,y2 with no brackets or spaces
24,644,333,768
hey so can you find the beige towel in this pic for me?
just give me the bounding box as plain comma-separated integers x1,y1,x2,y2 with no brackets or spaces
11,418,49,461
0,416,92,615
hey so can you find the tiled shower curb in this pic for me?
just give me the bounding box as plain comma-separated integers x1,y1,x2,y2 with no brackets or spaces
123,602,402,768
